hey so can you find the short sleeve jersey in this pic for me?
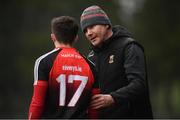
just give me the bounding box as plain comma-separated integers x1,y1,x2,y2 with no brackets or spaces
34,48,98,118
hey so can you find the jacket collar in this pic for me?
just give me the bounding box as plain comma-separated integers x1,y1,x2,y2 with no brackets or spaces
90,25,132,52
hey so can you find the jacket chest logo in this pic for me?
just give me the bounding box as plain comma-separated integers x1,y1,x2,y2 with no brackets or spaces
109,55,114,64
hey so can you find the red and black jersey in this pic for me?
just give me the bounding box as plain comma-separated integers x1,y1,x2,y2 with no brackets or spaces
29,48,99,119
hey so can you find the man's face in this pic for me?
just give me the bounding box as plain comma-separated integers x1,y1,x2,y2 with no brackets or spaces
84,24,109,47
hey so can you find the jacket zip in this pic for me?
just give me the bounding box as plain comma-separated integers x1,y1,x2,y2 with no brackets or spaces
97,52,102,91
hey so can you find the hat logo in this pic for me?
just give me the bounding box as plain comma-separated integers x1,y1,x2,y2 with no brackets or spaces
109,55,114,64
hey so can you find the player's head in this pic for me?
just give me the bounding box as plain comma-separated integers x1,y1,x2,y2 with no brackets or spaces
51,16,78,45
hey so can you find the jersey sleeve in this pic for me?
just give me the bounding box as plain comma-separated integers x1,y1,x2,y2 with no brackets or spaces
87,88,100,119
29,56,51,119
86,58,100,118
29,80,48,119
34,55,51,85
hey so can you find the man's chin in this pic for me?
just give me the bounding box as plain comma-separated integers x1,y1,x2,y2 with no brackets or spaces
92,43,101,47
92,42,98,46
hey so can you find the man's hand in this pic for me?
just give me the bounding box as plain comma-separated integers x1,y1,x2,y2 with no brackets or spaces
90,94,115,109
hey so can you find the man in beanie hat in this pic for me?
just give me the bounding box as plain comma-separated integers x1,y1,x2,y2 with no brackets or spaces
80,5,153,118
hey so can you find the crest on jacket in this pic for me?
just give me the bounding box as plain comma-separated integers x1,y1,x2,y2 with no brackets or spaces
109,55,114,64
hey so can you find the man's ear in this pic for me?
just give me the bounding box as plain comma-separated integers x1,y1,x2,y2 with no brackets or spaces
106,25,110,29
51,33,56,42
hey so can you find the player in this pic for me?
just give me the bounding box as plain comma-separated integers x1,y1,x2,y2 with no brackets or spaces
28,16,99,119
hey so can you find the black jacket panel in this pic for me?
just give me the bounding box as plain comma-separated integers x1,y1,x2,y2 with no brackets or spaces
88,25,153,118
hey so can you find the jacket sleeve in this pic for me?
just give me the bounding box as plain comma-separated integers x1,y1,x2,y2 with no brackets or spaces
110,43,148,105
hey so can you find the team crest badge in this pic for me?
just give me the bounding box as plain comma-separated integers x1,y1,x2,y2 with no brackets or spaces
109,55,114,64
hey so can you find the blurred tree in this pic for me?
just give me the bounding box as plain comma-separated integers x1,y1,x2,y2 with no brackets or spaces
132,0,180,118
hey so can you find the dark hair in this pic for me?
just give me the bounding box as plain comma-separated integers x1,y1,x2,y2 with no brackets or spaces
51,16,78,45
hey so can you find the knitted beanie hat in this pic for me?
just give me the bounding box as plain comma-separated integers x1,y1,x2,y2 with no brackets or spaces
80,5,112,32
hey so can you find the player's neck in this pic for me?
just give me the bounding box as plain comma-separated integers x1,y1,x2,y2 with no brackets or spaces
55,42,72,49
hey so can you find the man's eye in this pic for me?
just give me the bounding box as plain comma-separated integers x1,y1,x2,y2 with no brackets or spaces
84,29,87,33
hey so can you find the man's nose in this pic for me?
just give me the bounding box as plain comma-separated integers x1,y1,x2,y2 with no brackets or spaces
86,28,92,36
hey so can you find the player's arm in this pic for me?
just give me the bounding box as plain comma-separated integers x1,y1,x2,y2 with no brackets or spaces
29,55,51,119
88,88,100,119
87,66,100,119
81,54,100,118
29,80,48,119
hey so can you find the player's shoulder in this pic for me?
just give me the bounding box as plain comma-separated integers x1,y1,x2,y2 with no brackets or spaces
35,48,61,64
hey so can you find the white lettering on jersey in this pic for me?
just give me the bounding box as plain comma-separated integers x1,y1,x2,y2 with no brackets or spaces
60,54,82,59
62,65,82,72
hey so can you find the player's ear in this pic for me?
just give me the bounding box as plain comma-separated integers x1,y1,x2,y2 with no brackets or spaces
51,33,56,42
